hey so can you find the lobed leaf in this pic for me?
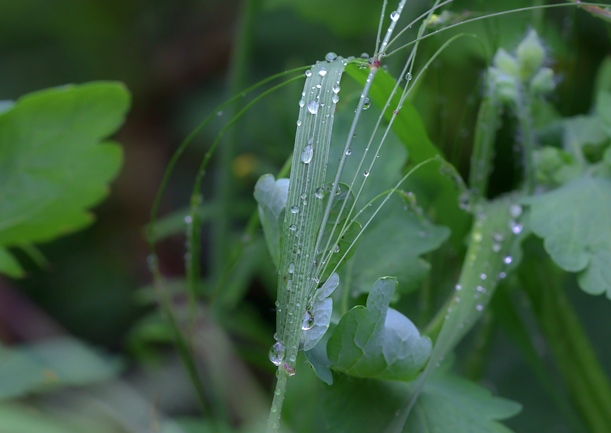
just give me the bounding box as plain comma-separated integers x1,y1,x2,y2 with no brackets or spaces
323,372,521,433
525,176,611,298
0,82,129,269
327,277,431,381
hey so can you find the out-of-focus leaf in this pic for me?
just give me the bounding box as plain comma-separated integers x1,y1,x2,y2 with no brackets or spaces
0,246,24,277
0,82,129,275
254,174,289,268
327,277,431,381
526,176,611,298
323,372,521,433
0,337,121,399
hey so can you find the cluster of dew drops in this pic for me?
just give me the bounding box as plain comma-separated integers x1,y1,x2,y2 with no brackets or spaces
446,203,523,323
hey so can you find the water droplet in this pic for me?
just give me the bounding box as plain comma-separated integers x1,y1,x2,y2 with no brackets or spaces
504,256,513,265
298,99,305,108
289,354,296,362
509,204,522,218
216,111,223,116
480,273,487,280
184,215,192,224
301,145,313,163
290,205,299,214
345,148,352,156
390,10,400,21
333,244,340,253
406,72,412,81
499,271,507,279
325,52,338,62
332,83,341,94
360,52,370,59
455,284,462,291
363,170,370,177
284,364,296,376
315,187,325,199
302,310,314,330
475,304,484,311
288,263,295,274
296,120,302,126
289,224,297,231
476,285,486,293
492,232,504,242
510,221,523,234
269,342,286,366
492,243,501,253
307,100,319,114
319,67,327,76
362,97,371,110
332,94,340,104
305,70,312,77
300,193,308,201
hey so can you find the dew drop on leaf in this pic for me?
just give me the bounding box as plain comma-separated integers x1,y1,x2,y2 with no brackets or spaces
307,100,319,114
390,10,400,21
269,342,286,366
363,170,370,177
288,263,295,274
315,188,325,199
301,145,313,164
509,204,522,218
362,97,371,110
406,72,412,81
296,120,302,126
504,256,513,265
332,94,340,104
290,205,299,214
475,304,484,311
345,148,352,156
319,67,327,77
333,244,340,253
301,310,314,330
510,221,523,234
325,52,338,62
289,224,297,231
298,99,305,108
305,70,312,77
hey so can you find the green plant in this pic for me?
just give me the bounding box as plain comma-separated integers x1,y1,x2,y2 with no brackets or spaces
144,1,611,432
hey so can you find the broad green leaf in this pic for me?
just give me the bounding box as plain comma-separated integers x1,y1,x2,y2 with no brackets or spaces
0,337,120,399
304,328,334,385
254,174,289,268
533,146,582,187
323,372,522,433
0,82,129,251
525,176,611,298
0,246,24,277
327,277,431,381
596,91,611,137
302,273,339,351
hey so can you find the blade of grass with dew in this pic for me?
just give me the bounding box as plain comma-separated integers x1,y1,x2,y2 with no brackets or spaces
266,56,348,433
387,196,527,432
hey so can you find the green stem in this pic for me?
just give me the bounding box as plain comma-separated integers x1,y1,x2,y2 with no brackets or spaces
213,0,262,282
515,94,536,193
520,254,611,433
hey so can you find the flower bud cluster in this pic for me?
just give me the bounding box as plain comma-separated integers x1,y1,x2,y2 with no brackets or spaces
487,29,555,103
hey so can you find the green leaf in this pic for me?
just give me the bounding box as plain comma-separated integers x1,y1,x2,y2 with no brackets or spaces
254,174,289,268
0,337,121,399
526,176,611,298
0,82,129,250
563,115,609,163
0,246,24,277
596,91,611,137
327,277,431,381
323,372,522,433
302,273,339,351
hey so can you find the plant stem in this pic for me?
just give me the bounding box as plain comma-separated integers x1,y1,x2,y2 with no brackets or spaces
519,252,611,433
515,92,536,193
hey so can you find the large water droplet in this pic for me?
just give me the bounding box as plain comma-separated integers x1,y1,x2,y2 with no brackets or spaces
362,97,371,110
302,310,314,330
325,52,338,62
269,342,286,366
290,205,299,214
301,145,313,163
318,67,327,77
390,10,400,21
307,100,319,114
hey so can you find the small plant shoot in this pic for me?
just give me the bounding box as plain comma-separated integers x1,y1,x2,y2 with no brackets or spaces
145,1,611,433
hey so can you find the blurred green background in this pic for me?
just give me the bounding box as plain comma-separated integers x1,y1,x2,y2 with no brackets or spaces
1,0,610,432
